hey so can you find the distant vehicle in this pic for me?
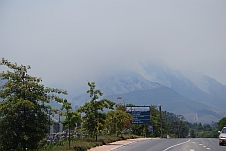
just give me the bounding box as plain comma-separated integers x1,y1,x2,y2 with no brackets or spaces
163,135,170,139
219,127,226,146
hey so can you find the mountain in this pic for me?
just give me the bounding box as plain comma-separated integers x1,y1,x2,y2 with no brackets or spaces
184,71,226,100
106,88,214,122
140,62,226,111
71,71,164,105
71,62,226,124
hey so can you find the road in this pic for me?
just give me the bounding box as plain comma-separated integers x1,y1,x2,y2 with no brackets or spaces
115,138,226,151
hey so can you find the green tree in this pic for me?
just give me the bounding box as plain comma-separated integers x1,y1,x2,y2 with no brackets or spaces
115,103,126,111
0,58,67,151
60,99,81,149
217,117,226,131
106,107,133,136
203,124,212,131
78,82,115,141
161,111,189,138
197,123,203,131
150,105,163,137
190,129,196,138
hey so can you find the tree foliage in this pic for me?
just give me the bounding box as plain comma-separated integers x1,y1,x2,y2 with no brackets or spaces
106,105,133,136
78,82,115,141
149,105,163,137
60,99,81,149
0,58,67,150
217,117,226,131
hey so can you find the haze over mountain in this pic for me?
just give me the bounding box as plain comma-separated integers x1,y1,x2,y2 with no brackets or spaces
184,71,226,100
71,61,226,124
1,61,225,123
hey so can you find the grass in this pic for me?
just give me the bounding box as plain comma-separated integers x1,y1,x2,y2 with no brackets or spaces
40,134,140,151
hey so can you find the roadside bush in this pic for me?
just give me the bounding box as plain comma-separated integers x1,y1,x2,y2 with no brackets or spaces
73,142,91,151
98,138,107,145
196,131,217,138
40,134,140,151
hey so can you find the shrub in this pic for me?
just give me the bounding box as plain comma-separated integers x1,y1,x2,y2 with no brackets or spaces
98,139,107,145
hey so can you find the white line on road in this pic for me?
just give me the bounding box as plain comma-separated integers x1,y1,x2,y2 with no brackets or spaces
163,139,190,151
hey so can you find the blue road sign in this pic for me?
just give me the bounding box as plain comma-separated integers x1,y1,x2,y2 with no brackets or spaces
127,106,150,124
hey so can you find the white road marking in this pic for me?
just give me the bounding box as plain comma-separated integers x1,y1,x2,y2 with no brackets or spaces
206,148,211,150
190,149,194,151
163,139,190,151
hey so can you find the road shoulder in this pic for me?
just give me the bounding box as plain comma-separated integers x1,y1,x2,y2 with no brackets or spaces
88,138,151,151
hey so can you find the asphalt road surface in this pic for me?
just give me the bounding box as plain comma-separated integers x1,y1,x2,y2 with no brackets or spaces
115,138,226,151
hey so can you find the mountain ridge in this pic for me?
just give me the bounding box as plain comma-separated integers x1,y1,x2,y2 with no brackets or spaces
71,62,226,123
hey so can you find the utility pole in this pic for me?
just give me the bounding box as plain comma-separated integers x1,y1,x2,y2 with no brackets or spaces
159,105,163,138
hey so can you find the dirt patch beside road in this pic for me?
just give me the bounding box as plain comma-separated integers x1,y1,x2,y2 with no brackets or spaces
88,138,151,151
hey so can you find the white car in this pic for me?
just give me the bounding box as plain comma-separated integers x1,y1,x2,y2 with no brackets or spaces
219,127,226,146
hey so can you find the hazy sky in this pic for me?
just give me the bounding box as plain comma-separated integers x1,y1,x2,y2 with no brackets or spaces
1,0,226,99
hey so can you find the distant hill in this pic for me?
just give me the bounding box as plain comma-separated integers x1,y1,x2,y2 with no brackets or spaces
185,71,226,100
106,88,220,123
140,62,226,111
71,62,226,124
